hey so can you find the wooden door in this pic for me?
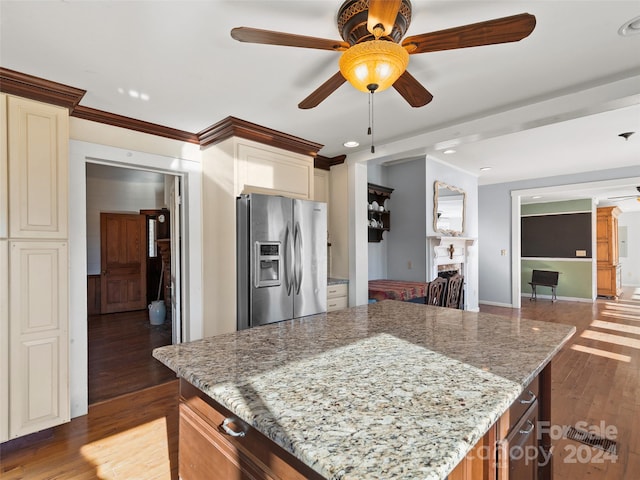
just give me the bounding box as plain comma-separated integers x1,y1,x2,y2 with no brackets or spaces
100,213,147,313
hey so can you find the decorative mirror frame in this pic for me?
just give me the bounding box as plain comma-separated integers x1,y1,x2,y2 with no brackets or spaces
433,181,466,236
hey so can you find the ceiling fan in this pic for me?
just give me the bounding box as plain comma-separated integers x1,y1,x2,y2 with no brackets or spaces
231,0,536,109
607,186,640,201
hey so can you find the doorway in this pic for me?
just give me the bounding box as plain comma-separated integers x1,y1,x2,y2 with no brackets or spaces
85,163,182,404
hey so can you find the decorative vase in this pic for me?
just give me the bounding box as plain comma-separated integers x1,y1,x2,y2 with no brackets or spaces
148,300,166,325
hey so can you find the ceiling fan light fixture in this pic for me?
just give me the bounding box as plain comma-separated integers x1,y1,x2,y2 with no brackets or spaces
339,40,409,93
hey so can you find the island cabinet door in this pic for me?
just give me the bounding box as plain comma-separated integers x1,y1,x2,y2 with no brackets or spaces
179,379,324,480
497,401,539,480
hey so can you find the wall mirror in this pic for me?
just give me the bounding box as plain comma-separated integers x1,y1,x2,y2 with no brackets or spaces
434,181,466,236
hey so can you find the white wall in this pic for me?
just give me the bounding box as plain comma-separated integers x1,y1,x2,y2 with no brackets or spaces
68,127,202,419
479,166,640,306
619,211,640,287
85,164,165,275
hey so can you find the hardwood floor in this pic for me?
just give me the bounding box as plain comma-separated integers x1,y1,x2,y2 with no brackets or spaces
480,286,640,480
0,381,179,480
88,309,176,404
1,290,638,479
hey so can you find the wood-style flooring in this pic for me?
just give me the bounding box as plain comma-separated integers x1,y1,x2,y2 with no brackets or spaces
2,289,639,479
88,309,176,404
481,286,640,480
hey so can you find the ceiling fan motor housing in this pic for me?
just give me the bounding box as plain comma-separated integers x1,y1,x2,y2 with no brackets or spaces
337,0,412,45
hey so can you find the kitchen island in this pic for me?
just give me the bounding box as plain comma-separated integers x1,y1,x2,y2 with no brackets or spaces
153,300,575,480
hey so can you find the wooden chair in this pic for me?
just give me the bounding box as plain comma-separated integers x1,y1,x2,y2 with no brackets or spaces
427,277,447,306
445,274,464,309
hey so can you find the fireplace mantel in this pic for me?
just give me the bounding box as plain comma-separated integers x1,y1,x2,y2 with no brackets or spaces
427,236,477,309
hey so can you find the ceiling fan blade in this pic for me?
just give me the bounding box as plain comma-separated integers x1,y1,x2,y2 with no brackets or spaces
298,72,347,109
231,27,349,51
392,70,433,107
368,0,402,37
607,195,638,200
402,13,536,54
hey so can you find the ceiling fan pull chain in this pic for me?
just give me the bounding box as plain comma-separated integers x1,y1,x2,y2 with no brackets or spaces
369,88,376,154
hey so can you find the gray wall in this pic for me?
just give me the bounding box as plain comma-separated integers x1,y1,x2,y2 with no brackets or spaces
387,159,428,281
479,166,640,305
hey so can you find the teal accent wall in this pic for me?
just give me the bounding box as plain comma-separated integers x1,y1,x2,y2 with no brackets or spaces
521,199,592,215
521,259,592,299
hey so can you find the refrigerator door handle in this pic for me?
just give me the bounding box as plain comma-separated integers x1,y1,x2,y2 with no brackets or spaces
285,222,294,295
294,222,303,294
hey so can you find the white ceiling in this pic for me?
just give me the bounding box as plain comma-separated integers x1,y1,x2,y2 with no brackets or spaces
1,1,639,209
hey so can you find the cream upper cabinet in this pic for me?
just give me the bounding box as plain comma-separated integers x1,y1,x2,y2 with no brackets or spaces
0,240,8,442
235,139,314,200
7,96,68,238
9,241,69,438
0,94,7,239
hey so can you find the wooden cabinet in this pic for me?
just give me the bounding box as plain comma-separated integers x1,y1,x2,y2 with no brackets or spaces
496,377,540,480
368,183,393,243
327,282,348,312
1,94,70,441
597,206,621,298
179,379,324,480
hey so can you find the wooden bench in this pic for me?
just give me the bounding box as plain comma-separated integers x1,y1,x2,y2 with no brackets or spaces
529,270,559,302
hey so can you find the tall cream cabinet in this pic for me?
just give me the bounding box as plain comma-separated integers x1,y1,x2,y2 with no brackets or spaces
1,93,69,442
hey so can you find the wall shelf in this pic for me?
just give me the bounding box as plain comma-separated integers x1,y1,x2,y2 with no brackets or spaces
368,183,393,243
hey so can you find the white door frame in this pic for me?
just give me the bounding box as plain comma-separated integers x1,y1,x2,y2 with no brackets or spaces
69,140,203,418
510,176,640,308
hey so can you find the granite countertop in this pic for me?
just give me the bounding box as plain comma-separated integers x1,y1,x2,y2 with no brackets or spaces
328,277,349,285
153,300,575,480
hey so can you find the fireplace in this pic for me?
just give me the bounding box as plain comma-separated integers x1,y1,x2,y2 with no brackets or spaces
427,236,476,309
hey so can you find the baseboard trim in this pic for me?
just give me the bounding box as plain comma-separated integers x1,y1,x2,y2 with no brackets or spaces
521,293,594,303
479,300,514,308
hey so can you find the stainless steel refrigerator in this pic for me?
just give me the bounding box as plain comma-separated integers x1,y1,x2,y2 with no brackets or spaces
237,193,327,330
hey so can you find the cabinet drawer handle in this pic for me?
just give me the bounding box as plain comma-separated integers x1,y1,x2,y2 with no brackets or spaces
519,420,535,435
221,418,245,437
518,390,536,405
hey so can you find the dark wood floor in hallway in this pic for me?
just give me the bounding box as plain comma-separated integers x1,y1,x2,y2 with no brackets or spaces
1,290,639,479
88,309,176,404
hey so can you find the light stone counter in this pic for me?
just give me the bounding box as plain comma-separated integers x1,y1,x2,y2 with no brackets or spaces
153,300,575,479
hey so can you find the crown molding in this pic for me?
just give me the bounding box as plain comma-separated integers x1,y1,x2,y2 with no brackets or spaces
0,67,86,110
315,154,347,170
72,106,199,144
198,116,323,157
0,67,329,156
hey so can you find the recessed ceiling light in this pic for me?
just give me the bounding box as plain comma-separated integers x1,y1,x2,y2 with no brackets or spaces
619,15,640,36
443,149,456,154
480,166,492,171
343,140,359,148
